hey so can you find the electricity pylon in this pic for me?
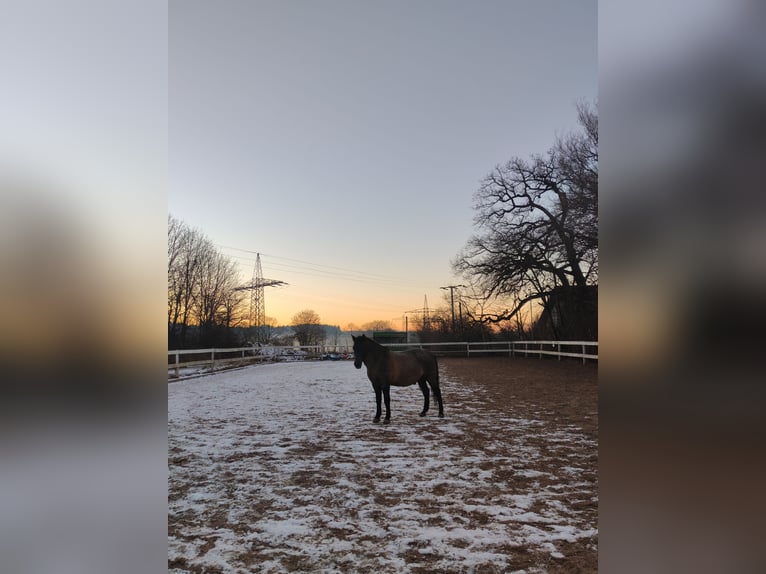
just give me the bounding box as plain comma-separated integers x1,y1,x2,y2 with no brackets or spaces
234,253,287,343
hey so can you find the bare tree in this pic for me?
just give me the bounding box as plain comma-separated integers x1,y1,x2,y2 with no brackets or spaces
218,264,248,329
167,214,185,335
194,248,243,346
168,214,248,348
554,102,598,278
453,102,598,328
291,309,325,346
168,216,212,346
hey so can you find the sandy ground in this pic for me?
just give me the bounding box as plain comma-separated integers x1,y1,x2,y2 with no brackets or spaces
438,357,598,572
169,356,597,573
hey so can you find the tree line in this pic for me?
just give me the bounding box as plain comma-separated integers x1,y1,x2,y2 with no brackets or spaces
168,216,247,348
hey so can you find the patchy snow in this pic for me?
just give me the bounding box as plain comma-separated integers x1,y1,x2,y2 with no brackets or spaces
169,361,597,573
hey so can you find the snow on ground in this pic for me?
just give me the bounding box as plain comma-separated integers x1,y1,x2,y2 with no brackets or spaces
168,360,597,573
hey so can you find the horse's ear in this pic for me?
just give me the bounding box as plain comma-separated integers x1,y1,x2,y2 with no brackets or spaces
351,335,356,341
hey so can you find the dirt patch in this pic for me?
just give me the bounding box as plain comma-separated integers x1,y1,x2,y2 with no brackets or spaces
441,356,598,437
439,357,598,572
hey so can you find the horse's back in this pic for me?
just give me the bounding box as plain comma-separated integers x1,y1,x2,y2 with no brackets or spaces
406,348,437,368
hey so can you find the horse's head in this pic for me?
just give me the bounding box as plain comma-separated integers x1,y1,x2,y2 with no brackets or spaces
351,334,366,369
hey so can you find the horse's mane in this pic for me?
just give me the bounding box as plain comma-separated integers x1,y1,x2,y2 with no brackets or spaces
357,335,387,353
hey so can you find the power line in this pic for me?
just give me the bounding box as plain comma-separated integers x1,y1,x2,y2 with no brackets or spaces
219,245,399,281
229,255,420,287
264,260,416,286
218,244,426,287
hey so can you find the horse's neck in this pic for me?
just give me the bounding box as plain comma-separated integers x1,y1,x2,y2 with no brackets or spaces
363,345,388,367
369,341,386,354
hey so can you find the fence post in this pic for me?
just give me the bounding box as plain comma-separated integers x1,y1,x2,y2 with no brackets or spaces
211,349,215,370
174,351,179,378
582,344,586,365
558,343,561,361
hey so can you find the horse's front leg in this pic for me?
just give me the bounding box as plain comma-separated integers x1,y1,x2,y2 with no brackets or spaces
373,385,382,423
382,384,391,424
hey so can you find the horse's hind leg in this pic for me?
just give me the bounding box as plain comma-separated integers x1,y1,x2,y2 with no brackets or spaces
433,384,444,417
418,379,429,416
382,385,392,424
429,375,444,418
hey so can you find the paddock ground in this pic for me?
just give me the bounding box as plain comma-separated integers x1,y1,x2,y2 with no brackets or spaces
168,356,598,573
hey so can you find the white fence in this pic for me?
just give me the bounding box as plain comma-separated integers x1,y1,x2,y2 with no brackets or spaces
168,340,598,380
167,346,318,379
381,340,598,363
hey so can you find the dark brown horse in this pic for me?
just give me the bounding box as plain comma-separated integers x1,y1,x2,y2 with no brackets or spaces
352,334,444,423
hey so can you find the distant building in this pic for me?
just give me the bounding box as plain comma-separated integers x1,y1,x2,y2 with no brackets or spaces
533,285,597,341
340,329,411,348
372,331,408,344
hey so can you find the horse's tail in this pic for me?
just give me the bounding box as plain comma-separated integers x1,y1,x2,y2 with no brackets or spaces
431,353,440,386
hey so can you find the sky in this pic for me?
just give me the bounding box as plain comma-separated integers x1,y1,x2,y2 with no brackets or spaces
169,0,597,328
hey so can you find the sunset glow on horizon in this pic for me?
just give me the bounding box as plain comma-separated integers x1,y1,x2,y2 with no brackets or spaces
222,246,457,329
218,245,545,331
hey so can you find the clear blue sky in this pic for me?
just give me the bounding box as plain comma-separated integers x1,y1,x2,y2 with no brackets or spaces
169,0,597,327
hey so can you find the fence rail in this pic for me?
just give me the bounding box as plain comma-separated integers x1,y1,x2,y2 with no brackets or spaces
384,340,598,363
168,340,597,380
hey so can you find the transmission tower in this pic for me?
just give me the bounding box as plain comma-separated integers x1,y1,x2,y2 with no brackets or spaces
403,294,432,332
234,253,287,343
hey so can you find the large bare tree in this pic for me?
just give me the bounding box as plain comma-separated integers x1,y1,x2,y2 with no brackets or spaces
453,103,598,326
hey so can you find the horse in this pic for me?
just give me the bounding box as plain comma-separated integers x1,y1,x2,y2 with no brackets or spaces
351,334,444,424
